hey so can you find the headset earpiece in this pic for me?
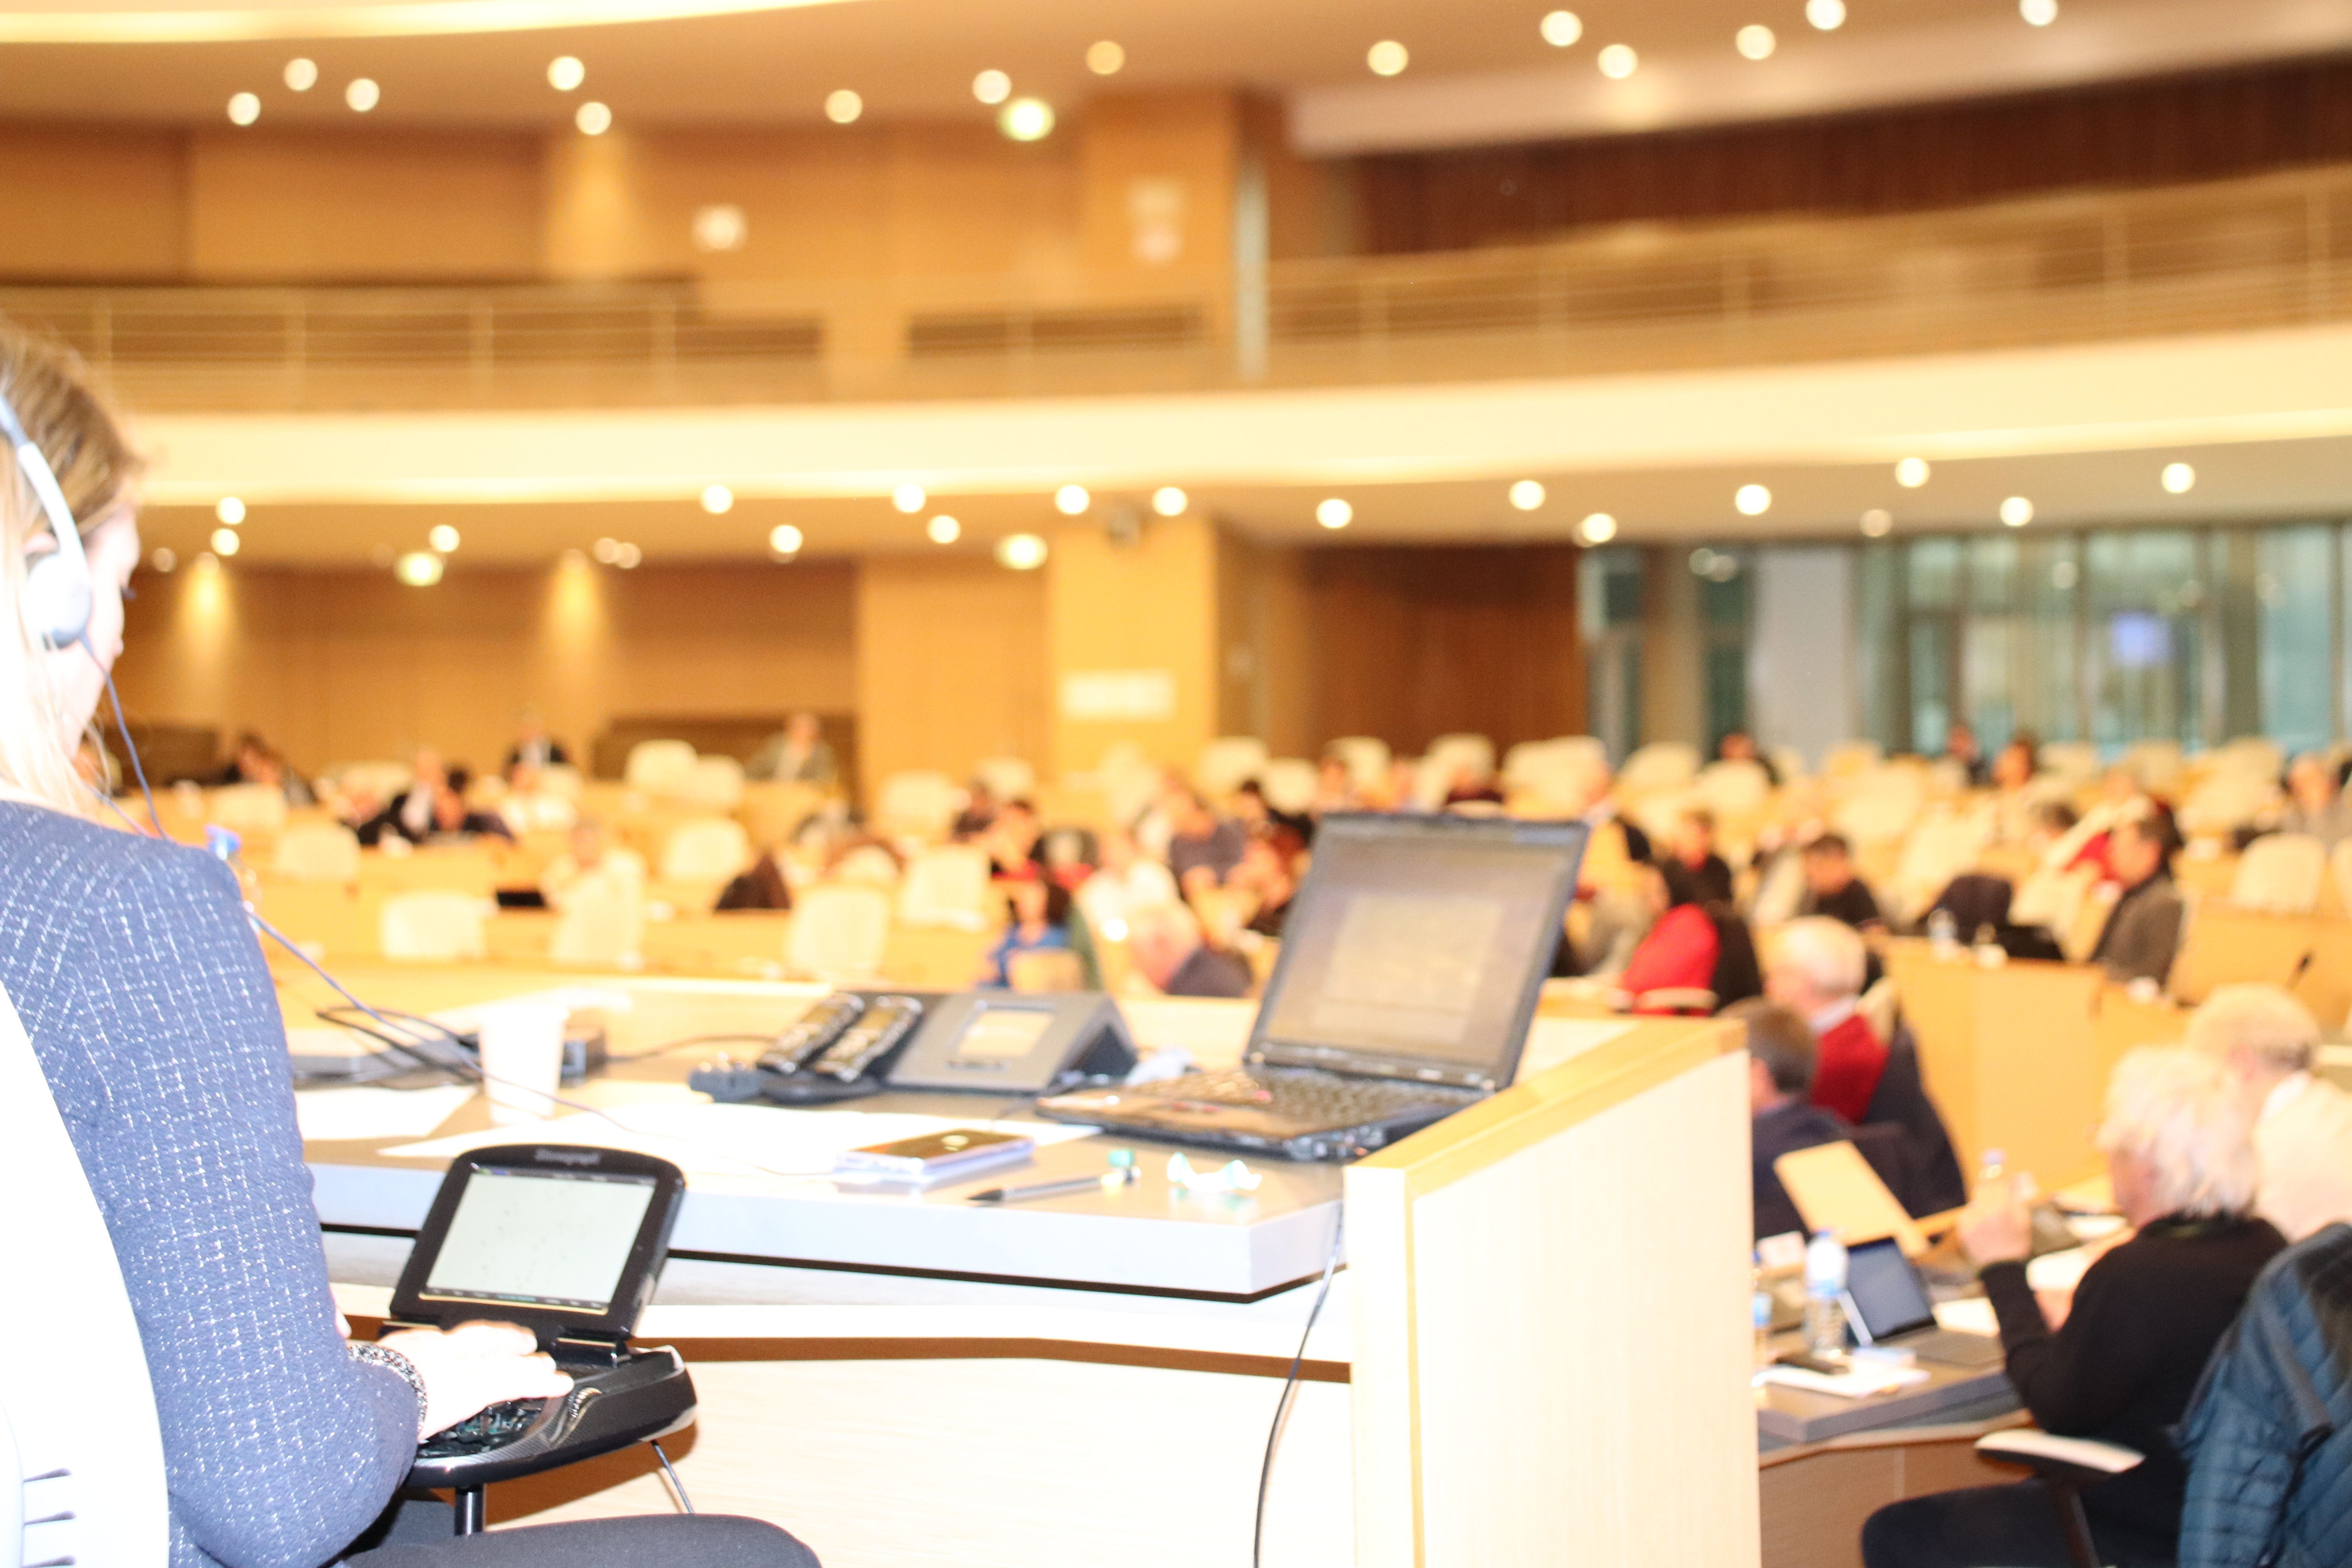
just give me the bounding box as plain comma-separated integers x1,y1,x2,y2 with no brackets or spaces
0,386,92,651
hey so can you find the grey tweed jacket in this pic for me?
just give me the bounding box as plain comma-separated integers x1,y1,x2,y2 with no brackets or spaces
0,802,417,1568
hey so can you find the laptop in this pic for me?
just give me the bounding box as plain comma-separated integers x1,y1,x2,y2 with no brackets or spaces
1841,1236,2007,1370
1037,812,1587,1161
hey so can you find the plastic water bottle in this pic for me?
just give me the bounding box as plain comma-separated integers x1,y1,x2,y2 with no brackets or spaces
1752,1256,1774,1363
1803,1229,1848,1358
1927,906,1960,956
1976,1147,2007,1200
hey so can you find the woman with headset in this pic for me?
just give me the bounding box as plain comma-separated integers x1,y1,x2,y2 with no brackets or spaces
0,332,817,1566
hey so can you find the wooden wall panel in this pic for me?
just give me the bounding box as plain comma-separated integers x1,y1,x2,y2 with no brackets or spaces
856,553,1049,793
0,127,185,279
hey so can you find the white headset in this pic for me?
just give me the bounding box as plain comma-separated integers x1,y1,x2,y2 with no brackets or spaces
0,385,92,652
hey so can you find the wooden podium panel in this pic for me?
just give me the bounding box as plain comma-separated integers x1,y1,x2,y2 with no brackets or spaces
1347,1018,1757,1568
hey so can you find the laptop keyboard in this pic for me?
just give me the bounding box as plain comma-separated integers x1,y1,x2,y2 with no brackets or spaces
1131,1066,1471,1125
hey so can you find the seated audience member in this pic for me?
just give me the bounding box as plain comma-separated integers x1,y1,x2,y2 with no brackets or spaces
1764,917,1888,1124
1942,722,1989,786
2186,984,2352,1241
1232,777,1314,842
501,712,571,772
746,711,837,785
983,797,1044,878
2276,751,2352,849
1441,764,1505,808
1716,729,1780,785
1618,862,1762,1013
2089,811,2185,986
1232,829,1305,938
1165,785,1249,896
499,759,579,835
714,849,794,912
1665,808,1736,906
949,780,998,840
1076,827,1181,941
425,766,511,842
538,818,648,911
1730,998,1851,1242
1310,752,1359,817
1796,831,1883,932
1862,1048,2284,1568
354,748,443,846
1126,900,1253,999
979,873,1075,987
214,730,317,807
1985,734,2047,843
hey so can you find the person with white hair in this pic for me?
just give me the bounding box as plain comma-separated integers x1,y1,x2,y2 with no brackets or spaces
2186,983,2352,1241
1763,916,1886,1124
1861,1048,2285,1568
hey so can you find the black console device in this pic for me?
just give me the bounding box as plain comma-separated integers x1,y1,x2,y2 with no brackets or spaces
384,1145,695,1519
689,989,942,1105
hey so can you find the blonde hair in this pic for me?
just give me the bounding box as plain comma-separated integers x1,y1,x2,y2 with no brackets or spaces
2185,983,2319,1076
2096,1047,2258,1219
0,325,137,813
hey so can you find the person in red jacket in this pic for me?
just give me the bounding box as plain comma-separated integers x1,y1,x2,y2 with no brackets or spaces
1764,916,1887,1123
1618,860,1762,1014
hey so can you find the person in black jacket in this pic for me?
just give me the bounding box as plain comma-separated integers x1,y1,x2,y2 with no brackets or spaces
1731,998,1851,1242
1861,1047,2284,1568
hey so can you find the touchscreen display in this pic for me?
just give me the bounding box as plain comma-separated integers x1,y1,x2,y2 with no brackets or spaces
1843,1238,1937,1340
953,1007,1056,1061
422,1166,657,1312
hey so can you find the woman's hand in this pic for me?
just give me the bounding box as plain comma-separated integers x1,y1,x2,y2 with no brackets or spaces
379,1319,572,1437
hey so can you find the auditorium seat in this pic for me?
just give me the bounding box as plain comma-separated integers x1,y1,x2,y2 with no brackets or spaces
874,771,965,842
973,756,1036,802
1196,736,1270,798
1326,736,1391,795
622,739,697,795
271,822,363,883
378,890,491,962
897,847,991,928
785,884,893,982
1257,758,1318,815
679,755,746,811
659,818,753,883
2231,833,2328,914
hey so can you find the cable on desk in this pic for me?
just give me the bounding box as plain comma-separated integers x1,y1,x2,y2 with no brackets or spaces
651,1439,695,1514
614,1031,779,1062
1253,1210,1344,1568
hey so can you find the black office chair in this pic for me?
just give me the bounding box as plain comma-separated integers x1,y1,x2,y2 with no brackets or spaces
1862,1024,1969,1216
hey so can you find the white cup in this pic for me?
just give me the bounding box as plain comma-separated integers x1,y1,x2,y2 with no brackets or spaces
476,1002,570,1125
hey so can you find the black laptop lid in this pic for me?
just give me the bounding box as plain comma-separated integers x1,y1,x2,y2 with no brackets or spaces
1245,813,1588,1091
1842,1236,1940,1343
389,1144,686,1348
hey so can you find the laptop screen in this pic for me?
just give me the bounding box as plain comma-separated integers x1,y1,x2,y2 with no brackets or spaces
420,1165,659,1313
1249,814,1587,1088
1842,1236,1940,1343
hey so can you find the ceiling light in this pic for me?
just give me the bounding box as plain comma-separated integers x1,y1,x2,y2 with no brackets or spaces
996,533,1048,571
999,97,1054,141
2161,462,2196,494
1735,24,1775,59
548,55,585,91
284,57,317,91
1735,483,1771,516
211,527,241,556
1055,485,1090,515
2020,0,2058,23
615,542,643,569
1895,457,1931,488
701,483,734,514
396,550,442,586
1367,40,1409,76
1577,512,1618,544
1316,497,1352,529
824,89,862,124
1540,10,1583,46
1151,486,1187,517
575,101,612,135
691,203,746,252
345,77,379,112
149,547,178,573
592,536,621,564
1086,40,1124,74
1806,0,1846,29
2000,496,2035,527
1597,43,1637,78
927,514,961,544
227,92,261,125
769,524,803,555
1860,508,1893,537
214,496,246,525
1508,480,1546,511
973,69,1011,105
428,523,460,552
893,483,926,513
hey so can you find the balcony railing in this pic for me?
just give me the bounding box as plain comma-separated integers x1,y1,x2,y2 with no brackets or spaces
7,162,2348,411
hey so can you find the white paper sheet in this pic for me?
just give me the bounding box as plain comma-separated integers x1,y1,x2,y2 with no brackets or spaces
1932,1297,2000,1338
295,1084,477,1143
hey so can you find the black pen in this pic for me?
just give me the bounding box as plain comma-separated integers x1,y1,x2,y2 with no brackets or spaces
969,1169,1138,1205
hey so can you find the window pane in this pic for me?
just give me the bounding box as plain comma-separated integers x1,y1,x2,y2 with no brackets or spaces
2083,530,2203,749
2257,525,2333,755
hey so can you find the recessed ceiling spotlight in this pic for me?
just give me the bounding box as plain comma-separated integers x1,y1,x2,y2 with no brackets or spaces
1316,497,1353,529
2000,496,2035,527
1540,10,1583,47
1735,24,1775,59
149,547,177,573
592,537,621,564
893,483,926,514
227,91,261,125
284,57,317,91
996,532,1048,570
1508,479,1546,511
345,77,379,113
396,550,442,586
214,496,246,525
2020,0,2058,24
211,526,241,557
1577,512,1618,544
1087,40,1125,74
769,524,803,555
1367,40,1409,76
614,542,643,569
2161,462,2196,494
927,514,961,544
548,56,585,91
1151,486,1189,517
999,98,1055,141
701,484,735,514
824,89,862,124
576,101,612,135
1895,457,1931,488
1860,508,1893,537
691,203,747,252
1055,485,1090,515
428,523,460,553
973,69,1011,105
1805,0,1846,29
1735,483,1772,516
1597,44,1638,78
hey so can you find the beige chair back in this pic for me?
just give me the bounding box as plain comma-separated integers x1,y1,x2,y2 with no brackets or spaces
785,883,894,983
378,890,490,961
623,739,697,795
659,817,752,882
2230,833,2328,915
897,845,992,929
270,822,362,882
